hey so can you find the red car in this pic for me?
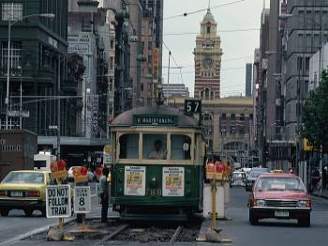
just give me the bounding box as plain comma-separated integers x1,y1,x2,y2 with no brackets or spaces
248,173,311,227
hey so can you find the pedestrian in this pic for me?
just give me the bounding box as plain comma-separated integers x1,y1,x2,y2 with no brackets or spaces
311,168,320,193
99,167,110,223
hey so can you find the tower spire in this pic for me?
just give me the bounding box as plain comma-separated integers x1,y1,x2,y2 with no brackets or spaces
208,0,211,10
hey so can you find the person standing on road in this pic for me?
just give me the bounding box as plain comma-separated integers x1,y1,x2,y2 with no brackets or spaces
99,167,110,223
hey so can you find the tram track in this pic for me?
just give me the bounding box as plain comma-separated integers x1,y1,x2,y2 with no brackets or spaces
95,223,129,246
170,225,184,244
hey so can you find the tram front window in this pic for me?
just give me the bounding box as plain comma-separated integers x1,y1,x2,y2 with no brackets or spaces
119,134,139,159
171,135,191,160
143,134,167,160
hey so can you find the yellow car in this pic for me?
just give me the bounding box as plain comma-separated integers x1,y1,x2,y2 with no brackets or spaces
0,170,51,217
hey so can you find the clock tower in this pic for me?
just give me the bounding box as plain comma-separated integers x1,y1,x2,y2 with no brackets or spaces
194,8,223,100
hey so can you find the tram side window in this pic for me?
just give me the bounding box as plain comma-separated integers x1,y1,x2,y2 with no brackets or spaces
143,134,167,160
119,134,139,159
171,135,191,160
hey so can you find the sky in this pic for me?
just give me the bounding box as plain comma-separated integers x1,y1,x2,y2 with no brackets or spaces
161,0,270,97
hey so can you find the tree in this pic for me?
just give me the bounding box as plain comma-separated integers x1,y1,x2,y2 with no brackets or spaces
67,53,85,82
302,70,328,151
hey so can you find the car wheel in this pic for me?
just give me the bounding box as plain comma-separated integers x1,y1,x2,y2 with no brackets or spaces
249,209,259,225
24,208,33,217
298,214,311,227
0,208,9,216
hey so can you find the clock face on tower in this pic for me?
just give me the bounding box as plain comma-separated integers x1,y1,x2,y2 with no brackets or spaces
203,57,213,69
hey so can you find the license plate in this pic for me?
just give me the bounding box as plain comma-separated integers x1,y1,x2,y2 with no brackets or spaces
274,211,289,217
11,191,23,197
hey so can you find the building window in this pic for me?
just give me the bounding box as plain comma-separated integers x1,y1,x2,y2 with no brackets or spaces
221,113,226,120
240,114,245,121
109,56,114,70
207,25,211,34
231,114,235,120
2,3,23,21
1,42,22,72
110,40,114,49
81,16,92,32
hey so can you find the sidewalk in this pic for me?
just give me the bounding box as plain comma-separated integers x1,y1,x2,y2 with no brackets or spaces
312,189,328,199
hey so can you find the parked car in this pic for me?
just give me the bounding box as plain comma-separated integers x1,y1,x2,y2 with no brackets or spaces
248,173,311,226
0,170,51,216
245,167,269,191
230,171,246,187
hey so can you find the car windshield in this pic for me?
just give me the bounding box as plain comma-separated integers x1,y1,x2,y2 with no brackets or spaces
249,170,267,178
1,172,44,184
255,177,306,192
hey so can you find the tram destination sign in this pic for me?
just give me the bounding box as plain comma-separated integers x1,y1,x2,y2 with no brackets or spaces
133,114,178,126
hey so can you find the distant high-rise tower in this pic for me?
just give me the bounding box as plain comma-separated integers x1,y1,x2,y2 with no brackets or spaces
245,63,253,97
194,8,223,100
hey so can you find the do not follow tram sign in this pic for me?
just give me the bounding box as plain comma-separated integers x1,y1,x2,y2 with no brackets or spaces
46,185,71,218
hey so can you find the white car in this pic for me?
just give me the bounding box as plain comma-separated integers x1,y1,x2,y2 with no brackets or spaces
230,171,246,187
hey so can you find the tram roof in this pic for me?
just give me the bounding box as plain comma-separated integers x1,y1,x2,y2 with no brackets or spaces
111,105,199,128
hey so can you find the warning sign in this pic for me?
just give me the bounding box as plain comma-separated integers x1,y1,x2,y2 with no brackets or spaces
74,186,91,214
124,166,146,196
162,167,184,197
46,185,71,218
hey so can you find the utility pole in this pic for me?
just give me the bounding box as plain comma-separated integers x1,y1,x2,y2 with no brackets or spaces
5,4,12,130
167,51,171,84
57,55,61,161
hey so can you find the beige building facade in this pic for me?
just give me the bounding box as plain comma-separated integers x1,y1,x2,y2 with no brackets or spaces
168,97,253,165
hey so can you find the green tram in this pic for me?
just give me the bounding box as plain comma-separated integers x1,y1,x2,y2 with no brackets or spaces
110,105,206,220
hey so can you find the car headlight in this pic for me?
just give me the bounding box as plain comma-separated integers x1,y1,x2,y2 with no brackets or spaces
297,200,309,208
255,199,266,207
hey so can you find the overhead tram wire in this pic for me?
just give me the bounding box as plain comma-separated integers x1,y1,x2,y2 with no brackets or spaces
162,40,184,84
164,28,260,36
163,0,247,21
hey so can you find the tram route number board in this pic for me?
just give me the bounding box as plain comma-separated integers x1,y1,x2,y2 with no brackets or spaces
184,99,202,115
74,186,91,214
46,185,71,218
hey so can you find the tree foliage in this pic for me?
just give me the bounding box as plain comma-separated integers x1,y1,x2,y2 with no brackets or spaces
302,70,328,150
67,53,85,81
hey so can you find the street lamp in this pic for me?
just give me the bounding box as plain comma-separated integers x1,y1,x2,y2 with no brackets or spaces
5,12,55,129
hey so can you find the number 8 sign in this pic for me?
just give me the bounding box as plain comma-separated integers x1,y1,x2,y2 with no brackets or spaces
74,186,91,214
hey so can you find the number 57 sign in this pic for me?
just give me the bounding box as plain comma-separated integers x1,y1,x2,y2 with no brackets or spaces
74,186,91,214
184,99,202,115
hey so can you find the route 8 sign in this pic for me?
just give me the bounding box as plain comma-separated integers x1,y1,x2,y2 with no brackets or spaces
74,186,91,214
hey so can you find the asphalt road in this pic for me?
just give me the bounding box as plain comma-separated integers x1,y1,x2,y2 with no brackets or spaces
0,183,100,245
220,187,328,246
1,185,327,246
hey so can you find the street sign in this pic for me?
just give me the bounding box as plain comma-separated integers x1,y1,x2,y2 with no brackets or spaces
184,99,202,115
50,160,68,181
103,144,113,165
103,153,112,165
46,185,71,218
49,125,58,130
73,166,88,184
74,186,91,214
8,110,30,118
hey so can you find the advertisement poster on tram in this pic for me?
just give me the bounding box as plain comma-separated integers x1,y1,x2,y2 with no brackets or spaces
124,166,146,196
162,167,184,197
